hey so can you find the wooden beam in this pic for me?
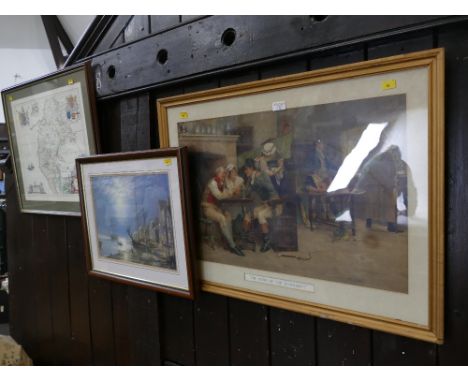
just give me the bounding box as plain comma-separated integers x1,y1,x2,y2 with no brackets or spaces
86,15,464,99
41,15,74,68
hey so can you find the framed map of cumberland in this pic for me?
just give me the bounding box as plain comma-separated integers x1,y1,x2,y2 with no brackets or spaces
2,62,99,215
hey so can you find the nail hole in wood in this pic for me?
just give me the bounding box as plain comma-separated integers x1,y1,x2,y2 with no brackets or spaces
107,65,116,79
157,49,168,65
221,28,236,46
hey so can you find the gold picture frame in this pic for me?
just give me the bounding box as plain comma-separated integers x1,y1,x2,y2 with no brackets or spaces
157,48,444,343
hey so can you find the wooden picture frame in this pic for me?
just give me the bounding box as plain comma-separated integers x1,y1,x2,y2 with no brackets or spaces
76,147,196,299
157,48,444,342
1,61,100,216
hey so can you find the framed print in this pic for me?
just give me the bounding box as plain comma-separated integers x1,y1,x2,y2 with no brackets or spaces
76,148,196,299
157,49,444,342
1,61,99,215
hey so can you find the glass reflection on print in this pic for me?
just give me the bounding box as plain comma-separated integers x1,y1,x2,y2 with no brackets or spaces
90,172,177,271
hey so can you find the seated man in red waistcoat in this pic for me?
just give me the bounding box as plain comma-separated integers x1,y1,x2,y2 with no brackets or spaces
201,166,245,257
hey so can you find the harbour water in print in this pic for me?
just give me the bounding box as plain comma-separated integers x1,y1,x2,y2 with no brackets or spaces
90,172,177,271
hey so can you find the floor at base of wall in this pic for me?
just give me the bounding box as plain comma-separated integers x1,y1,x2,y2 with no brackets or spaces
0,323,9,336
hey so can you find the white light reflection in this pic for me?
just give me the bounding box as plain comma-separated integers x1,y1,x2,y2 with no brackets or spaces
327,122,388,193
396,192,407,212
335,209,352,222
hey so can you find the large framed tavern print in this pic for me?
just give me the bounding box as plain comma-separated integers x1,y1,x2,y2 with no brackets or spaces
157,48,445,343
1,62,99,216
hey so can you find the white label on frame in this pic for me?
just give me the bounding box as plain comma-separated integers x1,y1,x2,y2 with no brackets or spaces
245,273,315,293
272,101,287,111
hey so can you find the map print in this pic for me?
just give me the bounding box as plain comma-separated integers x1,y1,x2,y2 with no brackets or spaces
11,83,90,202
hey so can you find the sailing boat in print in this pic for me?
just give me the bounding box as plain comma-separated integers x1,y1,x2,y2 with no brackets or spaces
158,199,176,268
127,209,152,252
127,199,176,269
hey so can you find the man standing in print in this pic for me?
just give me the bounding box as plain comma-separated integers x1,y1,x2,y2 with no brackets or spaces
201,167,245,257
242,158,283,252
355,145,408,233
305,139,336,193
255,142,285,194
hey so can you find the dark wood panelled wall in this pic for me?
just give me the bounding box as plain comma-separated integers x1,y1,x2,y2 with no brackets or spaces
5,16,468,365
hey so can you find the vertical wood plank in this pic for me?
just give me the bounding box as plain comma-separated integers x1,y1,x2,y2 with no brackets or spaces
367,30,434,59
120,97,138,151
47,215,72,365
309,46,365,70
29,215,54,365
67,218,92,365
111,284,131,365
316,319,372,365
88,278,115,365
259,59,308,80
229,298,270,365
10,206,35,360
135,94,151,150
127,287,161,365
184,78,220,93
194,292,230,365
112,285,161,365
436,22,468,366
372,332,436,365
120,94,151,152
219,70,259,87
98,99,121,154
269,308,316,366
159,294,195,365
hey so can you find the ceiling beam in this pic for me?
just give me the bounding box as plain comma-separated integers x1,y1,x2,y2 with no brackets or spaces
41,15,74,68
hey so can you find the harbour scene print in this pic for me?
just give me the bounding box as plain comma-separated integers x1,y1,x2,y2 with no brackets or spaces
90,172,177,271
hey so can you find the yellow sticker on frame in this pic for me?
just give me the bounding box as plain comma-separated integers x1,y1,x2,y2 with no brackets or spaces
381,79,397,90
163,158,172,166
179,112,189,119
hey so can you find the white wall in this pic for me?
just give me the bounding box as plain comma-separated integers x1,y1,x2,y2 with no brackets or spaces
58,15,95,45
0,16,57,122
0,15,94,123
